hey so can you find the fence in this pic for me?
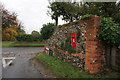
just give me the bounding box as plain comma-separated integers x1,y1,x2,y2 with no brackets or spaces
105,45,120,71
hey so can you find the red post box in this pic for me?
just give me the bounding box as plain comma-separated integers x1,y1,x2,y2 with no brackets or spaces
71,33,76,48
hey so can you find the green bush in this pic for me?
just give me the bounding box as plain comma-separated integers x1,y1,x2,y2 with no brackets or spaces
31,30,42,41
32,35,42,42
15,34,33,42
98,17,120,46
15,34,42,42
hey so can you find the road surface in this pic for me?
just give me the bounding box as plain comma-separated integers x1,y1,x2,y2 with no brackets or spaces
2,47,44,78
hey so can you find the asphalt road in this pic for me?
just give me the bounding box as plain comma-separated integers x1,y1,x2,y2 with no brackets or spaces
2,47,44,78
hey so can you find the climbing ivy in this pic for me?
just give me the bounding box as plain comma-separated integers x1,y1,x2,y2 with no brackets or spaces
60,42,64,50
60,36,76,54
98,17,120,46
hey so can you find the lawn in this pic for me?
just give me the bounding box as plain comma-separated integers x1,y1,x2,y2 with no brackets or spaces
2,41,44,48
35,53,93,78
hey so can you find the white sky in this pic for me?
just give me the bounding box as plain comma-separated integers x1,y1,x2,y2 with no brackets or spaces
0,0,65,34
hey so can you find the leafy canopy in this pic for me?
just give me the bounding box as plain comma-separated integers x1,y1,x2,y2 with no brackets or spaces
40,23,56,40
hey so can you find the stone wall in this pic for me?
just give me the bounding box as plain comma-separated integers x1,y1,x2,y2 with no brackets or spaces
47,21,86,53
44,15,103,74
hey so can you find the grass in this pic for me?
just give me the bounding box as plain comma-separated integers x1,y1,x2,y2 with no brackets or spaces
2,41,14,48
2,41,44,48
35,53,93,78
13,42,44,47
35,53,120,79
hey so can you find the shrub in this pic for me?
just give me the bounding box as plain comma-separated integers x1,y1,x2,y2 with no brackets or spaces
2,28,18,41
15,31,43,42
15,34,33,42
98,17,120,46
31,30,42,41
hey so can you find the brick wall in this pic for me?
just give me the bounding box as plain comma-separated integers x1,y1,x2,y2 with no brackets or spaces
84,16,103,74
44,15,103,74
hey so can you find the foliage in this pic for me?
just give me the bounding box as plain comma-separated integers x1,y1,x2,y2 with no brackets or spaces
54,47,59,54
2,28,18,41
48,2,120,24
55,43,58,48
65,36,71,44
80,2,120,24
15,34,33,42
31,30,41,41
64,43,76,54
35,53,93,78
15,30,42,42
80,14,93,19
60,42,64,50
40,23,56,40
1,6,18,30
48,2,81,23
1,6,25,41
60,36,76,54
31,30,40,36
98,17,120,46
48,2,61,25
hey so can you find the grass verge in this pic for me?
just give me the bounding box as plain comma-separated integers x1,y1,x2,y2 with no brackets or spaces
35,53,120,79
2,41,14,48
2,41,44,48
35,53,93,78
13,42,44,47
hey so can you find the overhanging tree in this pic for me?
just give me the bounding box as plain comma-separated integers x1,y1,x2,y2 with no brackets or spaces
48,2,120,24
40,23,56,40
48,2,82,23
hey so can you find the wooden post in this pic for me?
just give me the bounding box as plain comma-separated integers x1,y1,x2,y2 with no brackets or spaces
105,45,111,68
111,46,116,69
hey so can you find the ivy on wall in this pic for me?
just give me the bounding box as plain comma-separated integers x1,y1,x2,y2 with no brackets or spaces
97,17,120,46
60,36,76,54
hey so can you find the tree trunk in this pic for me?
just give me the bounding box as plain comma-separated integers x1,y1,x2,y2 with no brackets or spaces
55,15,58,26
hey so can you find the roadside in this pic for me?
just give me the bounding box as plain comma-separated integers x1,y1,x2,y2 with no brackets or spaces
34,53,93,78
29,58,56,78
2,41,44,48
34,53,120,78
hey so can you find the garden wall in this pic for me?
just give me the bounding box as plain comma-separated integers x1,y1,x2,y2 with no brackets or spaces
44,15,103,74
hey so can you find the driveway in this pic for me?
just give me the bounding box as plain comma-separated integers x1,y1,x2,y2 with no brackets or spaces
2,47,44,78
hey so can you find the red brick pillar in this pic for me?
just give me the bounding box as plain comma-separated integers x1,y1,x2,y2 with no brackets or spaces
85,16,103,74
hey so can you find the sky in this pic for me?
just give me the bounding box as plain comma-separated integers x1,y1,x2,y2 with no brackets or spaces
0,0,65,34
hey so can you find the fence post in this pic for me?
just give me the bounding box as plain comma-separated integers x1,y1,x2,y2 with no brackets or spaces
105,45,111,68
111,46,116,69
